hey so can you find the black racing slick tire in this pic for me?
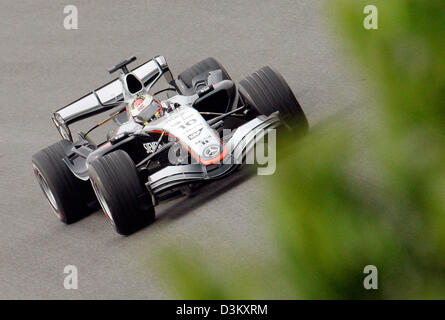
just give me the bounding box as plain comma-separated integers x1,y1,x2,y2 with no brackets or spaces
32,140,95,224
178,57,232,88
239,66,309,130
88,150,155,235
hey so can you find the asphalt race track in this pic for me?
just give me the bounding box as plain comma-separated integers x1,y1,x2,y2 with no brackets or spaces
0,0,365,299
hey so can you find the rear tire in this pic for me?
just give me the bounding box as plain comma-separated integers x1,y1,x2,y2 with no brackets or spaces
239,66,308,130
178,57,231,89
32,140,95,224
88,150,155,235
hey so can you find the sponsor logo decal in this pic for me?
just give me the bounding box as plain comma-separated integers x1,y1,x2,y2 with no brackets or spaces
187,128,203,140
143,142,163,153
203,144,221,158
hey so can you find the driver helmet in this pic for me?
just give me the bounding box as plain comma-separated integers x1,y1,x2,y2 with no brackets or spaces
129,94,162,123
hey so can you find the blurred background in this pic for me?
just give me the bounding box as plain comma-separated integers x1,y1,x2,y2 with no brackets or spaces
155,0,445,299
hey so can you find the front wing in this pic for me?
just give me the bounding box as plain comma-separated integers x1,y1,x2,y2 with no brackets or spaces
146,113,281,199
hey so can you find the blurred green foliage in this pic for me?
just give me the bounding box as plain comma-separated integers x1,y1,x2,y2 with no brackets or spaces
155,0,445,299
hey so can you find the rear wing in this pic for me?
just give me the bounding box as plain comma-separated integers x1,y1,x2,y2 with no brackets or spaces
52,56,171,141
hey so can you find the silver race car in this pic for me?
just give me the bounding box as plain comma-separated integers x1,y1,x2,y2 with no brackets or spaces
32,56,308,234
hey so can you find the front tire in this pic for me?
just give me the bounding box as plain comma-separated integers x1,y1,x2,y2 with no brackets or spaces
178,57,232,91
88,150,155,235
32,140,95,224
239,66,309,130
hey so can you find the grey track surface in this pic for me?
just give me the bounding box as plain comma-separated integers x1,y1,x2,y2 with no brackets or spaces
0,0,364,299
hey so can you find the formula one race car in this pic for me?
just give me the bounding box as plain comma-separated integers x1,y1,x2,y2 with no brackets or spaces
32,56,308,235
